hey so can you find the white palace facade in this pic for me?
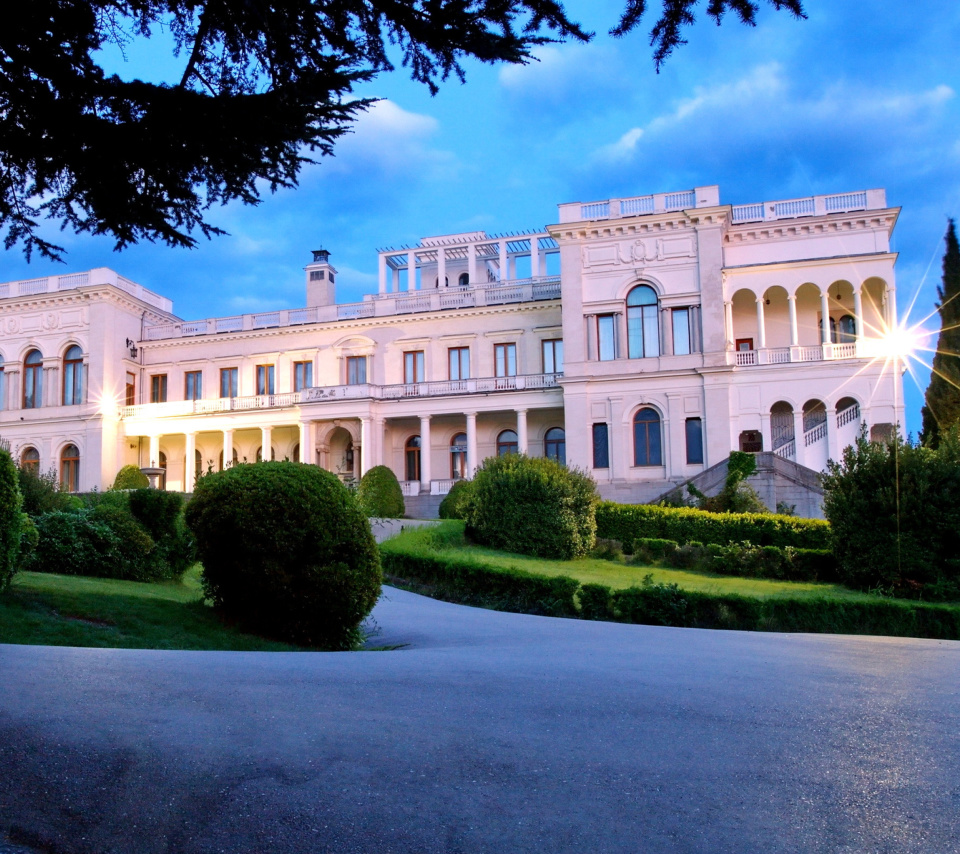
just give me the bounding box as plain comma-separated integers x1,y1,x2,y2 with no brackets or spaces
0,184,904,511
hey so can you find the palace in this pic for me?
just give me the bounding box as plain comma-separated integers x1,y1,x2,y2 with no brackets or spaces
0,184,903,516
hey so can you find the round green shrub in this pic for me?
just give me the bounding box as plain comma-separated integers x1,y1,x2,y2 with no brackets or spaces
0,448,24,590
438,479,473,520
185,461,382,649
111,464,149,490
356,465,405,518
463,454,599,560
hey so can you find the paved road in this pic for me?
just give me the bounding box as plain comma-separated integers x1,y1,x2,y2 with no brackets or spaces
1,587,959,854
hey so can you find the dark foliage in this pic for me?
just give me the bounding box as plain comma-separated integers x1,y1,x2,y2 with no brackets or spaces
688,451,768,513
1,1,802,259
0,449,23,590
16,466,77,517
438,479,474,520
357,465,405,518
128,489,195,578
186,461,381,649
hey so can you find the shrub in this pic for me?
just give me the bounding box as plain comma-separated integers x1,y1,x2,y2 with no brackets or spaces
18,514,38,564
463,454,598,559
186,461,382,649
111,464,149,490
356,465,405,518
17,465,76,517
438,479,473,520
128,489,194,580
688,451,768,514
0,449,23,591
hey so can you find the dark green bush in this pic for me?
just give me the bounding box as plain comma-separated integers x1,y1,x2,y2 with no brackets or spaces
688,451,769,514
18,514,38,564
128,489,194,579
357,465,405,518
578,583,615,621
463,454,598,559
111,465,149,490
0,449,23,590
438,479,473,520
186,461,382,649
590,538,624,561
632,538,678,564
16,466,76,517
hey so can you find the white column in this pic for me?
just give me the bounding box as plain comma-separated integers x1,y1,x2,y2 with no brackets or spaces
378,254,387,294
467,242,477,286
419,415,432,491
184,432,196,489
530,237,541,278
260,425,272,461
886,286,897,328
760,411,772,456
787,295,799,346
148,435,160,468
223,429,234,469
517,409,528,455
466,412,478,477
756,297,766,349
820,290,831,343
793,411,806,468
853,289,864,340
407,251,416,292
498,240,508,282
827,407,840,463
392,265,400,293
437,246,446,288
360,417,372,475
724,301,734,348
299,422,310,462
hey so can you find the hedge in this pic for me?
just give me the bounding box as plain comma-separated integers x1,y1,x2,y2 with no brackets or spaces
596,501,830,550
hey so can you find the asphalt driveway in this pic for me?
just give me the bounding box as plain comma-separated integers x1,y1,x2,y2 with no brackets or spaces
1,585,958,853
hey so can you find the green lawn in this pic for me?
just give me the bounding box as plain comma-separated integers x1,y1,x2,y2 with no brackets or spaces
0,565,304,651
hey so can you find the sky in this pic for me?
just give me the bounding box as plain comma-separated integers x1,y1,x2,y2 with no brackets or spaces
3,0,959,435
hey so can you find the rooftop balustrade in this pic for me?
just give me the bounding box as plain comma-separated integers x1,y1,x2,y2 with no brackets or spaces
0,267,173,312
730,190,887,224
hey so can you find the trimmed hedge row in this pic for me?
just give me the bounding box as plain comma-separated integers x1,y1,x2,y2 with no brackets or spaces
596,501,831,550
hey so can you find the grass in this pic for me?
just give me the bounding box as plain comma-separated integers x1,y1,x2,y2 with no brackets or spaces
0,565,304,651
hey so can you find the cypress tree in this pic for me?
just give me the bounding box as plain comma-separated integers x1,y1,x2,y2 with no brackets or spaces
921,219,960,447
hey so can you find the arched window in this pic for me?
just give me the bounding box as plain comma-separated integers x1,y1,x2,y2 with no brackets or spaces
544,427,566,464
21,447,40,473
23,349,43,409
451,433,467,479
838,314,856,343
256,446,276,462
158,451,167,490
626,285,660,359
60,444,80,492
405,435,421,481
195,449,204,482
218,448,239,471
818,316,838,343
293,443,301,463
497,429,518,456
633,408,662,466
458,273,469,288
62,345,84,405
434,276,449,288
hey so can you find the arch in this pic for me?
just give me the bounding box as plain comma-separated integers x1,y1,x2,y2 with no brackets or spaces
405,435,421,481
770,401,795,451
23,348,43,409
450,432,467,479
20,446,40,473
434,276,449,288
458,272,469,288
835,396,861,426
497,429,518,456
837,314,856,343
256,446,276,462
62,344,84,405
794,283,824,346
738,430,763,453
731,288,760,351
626,285,660,358
802,399,827,432
633,408,662,466
60,443,80,492
544,427,565,464
218,448,239,471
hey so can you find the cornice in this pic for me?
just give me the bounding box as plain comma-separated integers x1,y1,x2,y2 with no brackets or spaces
725,208,900,245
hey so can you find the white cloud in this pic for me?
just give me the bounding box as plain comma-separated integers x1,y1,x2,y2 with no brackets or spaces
498,43,626,100
595,127,644,163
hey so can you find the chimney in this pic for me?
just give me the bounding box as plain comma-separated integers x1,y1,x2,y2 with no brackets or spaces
305,248,337,307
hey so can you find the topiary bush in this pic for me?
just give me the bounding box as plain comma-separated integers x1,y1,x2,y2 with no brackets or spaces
111,464,149,490
0,448,23,591
463,454,598,560
356,465,405,518
438,478,473,520
185,461,382,649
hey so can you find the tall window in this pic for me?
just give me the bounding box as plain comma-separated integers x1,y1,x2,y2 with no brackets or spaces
685,418,704,465
458,273,469,287
838,314,856,343
633,408,662,466
451,433,467,478
405,435,421,481
125,372,136,406
256,364,275,395
185,371,202,401
672,308,692,356
544,427,566,464
592,424,609,469
597,315,616,361
294,360,313,391
448,347,470,381
256,446,275,462
62,345,84,405
60,444,80,492
497,429,518,456
627,285,660,359
346,356,367,385
542,339,564,374
494,343,517,377
23,349,43,409
404,351,425,384
220,367,238,398
150,374,168,403
21,447,40,473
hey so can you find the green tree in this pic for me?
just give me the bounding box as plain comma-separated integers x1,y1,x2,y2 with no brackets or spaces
920,219,960,448
1,0,803,259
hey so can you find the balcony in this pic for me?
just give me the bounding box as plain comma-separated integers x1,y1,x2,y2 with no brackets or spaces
729,341,882,367
120,373,563,420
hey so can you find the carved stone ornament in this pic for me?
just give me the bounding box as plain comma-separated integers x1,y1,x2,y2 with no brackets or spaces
5,317,19,334
42,312,58,330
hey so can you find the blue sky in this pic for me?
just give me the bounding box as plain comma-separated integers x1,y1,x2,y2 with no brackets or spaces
3,0,959,434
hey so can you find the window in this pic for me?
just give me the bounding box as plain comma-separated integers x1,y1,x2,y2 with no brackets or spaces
542,339,563,374
685,418,704,465
21,447,40,473
62,345,84,405
256,446,275,462
458,273,469,288
672,309,692,356
627,285,660,359
293,444,301,463
838,314,856,343
405,435,421,481
597,315,616,361
404,351,425,384
309,270,324,281
125,372,136,406
194,449,203,481
185,371,203,401
220,367,238,398
60,444,80,492
219,448,239,471
544,427,566,464
736,338,754,352
150,374,168,403
256,364,275,395
592,424,609,469
346,356,367,385
448,347,470,381
293,361,313,391
633,408,662,466
497,429,518,456
494,343,517,377
451,433,467,479
23,349,43,409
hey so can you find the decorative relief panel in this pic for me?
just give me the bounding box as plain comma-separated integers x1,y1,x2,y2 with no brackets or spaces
582,237,696,270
